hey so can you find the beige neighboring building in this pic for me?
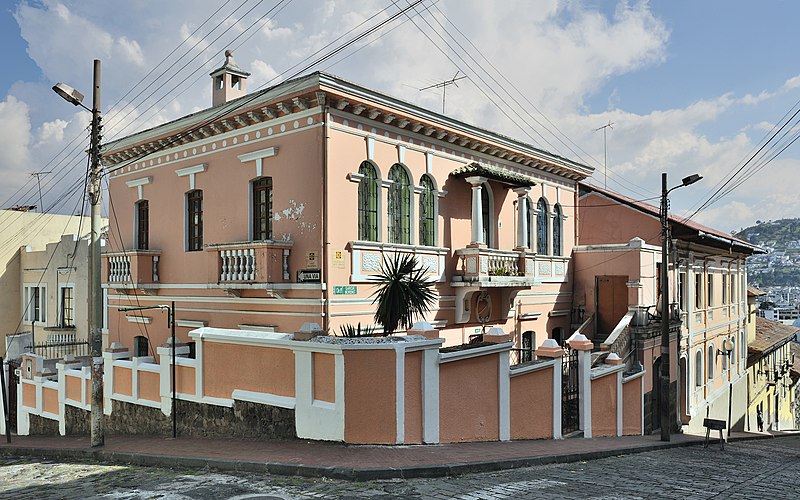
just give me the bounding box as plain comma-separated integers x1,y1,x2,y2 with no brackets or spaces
0,209,93,357
17,231,106,358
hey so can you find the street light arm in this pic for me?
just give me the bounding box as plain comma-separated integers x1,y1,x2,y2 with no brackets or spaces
52,83,90,111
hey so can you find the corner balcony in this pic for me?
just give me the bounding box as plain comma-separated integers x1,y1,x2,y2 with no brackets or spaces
206,240,292,293
103,250,161,293
451,248,569,287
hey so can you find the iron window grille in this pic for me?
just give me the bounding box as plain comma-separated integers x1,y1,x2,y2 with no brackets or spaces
357,161,378,241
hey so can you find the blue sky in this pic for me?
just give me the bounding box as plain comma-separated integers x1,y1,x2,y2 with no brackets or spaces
1,0,799,233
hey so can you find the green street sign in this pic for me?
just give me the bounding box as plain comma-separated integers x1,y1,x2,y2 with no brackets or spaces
334,285,358,295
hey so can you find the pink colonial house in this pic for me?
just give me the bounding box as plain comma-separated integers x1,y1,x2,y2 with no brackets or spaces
575,185,763,435
10,54,648,443
100,53,592,357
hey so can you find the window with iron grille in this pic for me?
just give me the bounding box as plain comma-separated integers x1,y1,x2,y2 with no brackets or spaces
388,164,410,244
187,189,203,251
252,177,273,240
60,286,74,327
537,197,549,255
419,175,436,246
136,200,149,250
134,335,149,357
552,203,563,256
358,161,378,241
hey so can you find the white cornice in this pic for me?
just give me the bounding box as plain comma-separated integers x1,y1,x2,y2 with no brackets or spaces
175,164,207,177
125,177,152,188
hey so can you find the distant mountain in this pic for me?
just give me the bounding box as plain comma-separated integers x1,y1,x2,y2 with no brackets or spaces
733,218,800,288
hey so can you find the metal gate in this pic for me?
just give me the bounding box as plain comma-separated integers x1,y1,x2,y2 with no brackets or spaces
562,347,580,435
4,359,20,434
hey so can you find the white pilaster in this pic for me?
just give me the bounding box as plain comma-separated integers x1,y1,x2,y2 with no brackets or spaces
422,347,440,443
465,176,487,245
513,187,531,248
498,349,510,441
552,356,563,439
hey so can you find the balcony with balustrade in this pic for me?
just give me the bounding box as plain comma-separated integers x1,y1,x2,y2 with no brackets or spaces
451,247,569,287
103,250,161,292
206,240,292,291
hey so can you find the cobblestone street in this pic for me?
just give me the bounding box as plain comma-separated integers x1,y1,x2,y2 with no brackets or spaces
1,436,798,499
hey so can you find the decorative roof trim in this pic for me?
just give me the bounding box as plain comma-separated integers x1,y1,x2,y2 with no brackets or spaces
450,162,536,187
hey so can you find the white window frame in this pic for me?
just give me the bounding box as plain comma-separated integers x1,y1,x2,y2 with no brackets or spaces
23,284,47,324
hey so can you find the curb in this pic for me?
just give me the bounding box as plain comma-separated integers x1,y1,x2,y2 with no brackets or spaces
0,433,784,481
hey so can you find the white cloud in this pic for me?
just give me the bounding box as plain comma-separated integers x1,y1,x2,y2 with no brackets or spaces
37,119,68,144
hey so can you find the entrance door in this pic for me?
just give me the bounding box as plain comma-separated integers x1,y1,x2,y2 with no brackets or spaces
652,357,662,431
596,276,629,342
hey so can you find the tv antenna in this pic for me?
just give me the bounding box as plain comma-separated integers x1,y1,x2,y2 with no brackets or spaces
30,171,53,212
594,121,613,189
420,71,466,114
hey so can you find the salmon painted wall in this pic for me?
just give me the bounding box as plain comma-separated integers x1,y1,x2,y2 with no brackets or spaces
42,386,58,415
138,371,160,402
114,366,133,396
343,349,396,444
591,372,618,437
579,192,660,246
404,350,423,444
439,354,500,442
203,343,295,399
176,365,195,395
509,366,554,439
105,111,326,349
622,376,643,435
22,383,35,409
65,374,83,402
312,352,335,403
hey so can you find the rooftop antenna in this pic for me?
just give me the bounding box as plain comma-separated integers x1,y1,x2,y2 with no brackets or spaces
30,171,53,212
594,121,613,189
419,71,466,114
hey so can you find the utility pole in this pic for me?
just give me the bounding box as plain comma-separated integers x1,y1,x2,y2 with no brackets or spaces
595,121,613,189
659,172,703,442
88,59,104,448
29,171,52,212
420,72,466,114
53,59,104,447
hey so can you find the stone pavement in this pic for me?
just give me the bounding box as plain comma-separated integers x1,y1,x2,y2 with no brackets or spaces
0,429,781,480
1,435,798,499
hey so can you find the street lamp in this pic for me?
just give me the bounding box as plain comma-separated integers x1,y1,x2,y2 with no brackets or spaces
660,172,702,442
53,60,104,447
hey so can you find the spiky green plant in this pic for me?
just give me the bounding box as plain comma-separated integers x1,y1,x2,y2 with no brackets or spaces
338,322,375,338
370,254,436,336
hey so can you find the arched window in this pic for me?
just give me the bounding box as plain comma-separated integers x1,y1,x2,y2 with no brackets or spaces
252,177,273,240
537,198,549,255
707,345,715,380
552,203,563,256
419,175,436,246
481,184,491,247
695,349,703,387
358,161,379,241
388,164,411,244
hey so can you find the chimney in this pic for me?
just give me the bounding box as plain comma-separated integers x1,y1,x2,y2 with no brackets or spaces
210,50,250,107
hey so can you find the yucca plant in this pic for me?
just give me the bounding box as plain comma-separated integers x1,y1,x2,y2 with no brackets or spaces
370,254,436,336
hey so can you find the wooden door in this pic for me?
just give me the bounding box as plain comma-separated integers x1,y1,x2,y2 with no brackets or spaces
596,275,629,342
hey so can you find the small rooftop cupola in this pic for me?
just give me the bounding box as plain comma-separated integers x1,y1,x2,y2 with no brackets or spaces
210,50,250,107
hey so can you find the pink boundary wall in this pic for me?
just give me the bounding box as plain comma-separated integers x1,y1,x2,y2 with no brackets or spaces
13,328,644,443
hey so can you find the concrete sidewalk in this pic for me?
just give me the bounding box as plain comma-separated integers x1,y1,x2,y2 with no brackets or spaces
0,431,777,480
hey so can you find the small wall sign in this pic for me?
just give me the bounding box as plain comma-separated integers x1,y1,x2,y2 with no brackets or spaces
333,285,357,295
297,269,321,283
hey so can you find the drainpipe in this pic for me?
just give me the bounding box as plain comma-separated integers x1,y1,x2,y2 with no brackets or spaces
322,96,330,333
